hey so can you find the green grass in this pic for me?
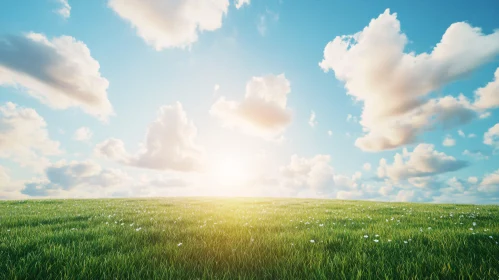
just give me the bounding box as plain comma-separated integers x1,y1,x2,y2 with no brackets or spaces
1,198,498,279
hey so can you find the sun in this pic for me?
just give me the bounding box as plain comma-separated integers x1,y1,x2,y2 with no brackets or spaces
212,156,250,186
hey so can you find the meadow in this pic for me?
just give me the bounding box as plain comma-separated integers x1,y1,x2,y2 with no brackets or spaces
0,198,498,279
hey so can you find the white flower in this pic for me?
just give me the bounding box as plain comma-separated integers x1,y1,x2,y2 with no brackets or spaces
375,234,379,237
364,235,368,238
473,222,476,226
427,227,432,230
469,228,474,231
388,239,392,242
489,236,493,239
374,239,379,243
310,240,315,243
178,243,182,247
135,227,142,231
404,241,408,244
319,224,324,227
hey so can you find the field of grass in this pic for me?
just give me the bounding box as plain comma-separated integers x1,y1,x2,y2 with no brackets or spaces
0,198,498,279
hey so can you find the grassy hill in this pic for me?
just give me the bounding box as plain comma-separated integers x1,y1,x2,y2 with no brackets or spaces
1,198,498,279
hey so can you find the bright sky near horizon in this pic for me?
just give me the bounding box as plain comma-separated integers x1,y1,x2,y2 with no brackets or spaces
1,0,499,203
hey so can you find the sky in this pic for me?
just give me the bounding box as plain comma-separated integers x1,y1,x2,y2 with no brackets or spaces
1,0,499,203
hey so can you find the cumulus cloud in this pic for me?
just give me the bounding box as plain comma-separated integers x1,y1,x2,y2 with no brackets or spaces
483,123,499,147
320,9,499,151
474,67,499,109
235,0,250,9
210,74,292,140
308,111,317,127
108,0,229,50
478,169,499,193
73,127,93,142
377,143,468,181
55,0,71,19
442,135,456,147
363,163,371,171
280,154,359,196
96,102,204,172
0,33,113,120
0,102,61,172
0,165,27,199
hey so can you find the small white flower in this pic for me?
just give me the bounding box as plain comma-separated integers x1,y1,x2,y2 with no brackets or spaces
178,243,182,247
135,227,142,231
364,235,368,238
469,228,474,231
374,239,379,243
489,236,493,239
319,224,324,227
473,222,476,226
404,241,408,244
310,240,315,243
427,227,432,230
388,239,392,242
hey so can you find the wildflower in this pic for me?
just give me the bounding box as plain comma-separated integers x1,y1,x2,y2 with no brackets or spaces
310,240,315,243
388,239,392,242
469,228,474,231
404,241,408,244
489,236,493,239
319,224,324,227
428,227,432,230
374,239,379,243
178,243,182,247
364,235,368,238
375,234,379,237
472,222,477,226
135,227,142,231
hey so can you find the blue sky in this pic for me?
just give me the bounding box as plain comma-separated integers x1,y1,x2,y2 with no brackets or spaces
1,0,499,203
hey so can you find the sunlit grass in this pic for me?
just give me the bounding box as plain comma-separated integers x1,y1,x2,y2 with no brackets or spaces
1,198,498,279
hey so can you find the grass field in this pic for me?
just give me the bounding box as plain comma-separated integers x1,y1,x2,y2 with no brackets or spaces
1,198,498,279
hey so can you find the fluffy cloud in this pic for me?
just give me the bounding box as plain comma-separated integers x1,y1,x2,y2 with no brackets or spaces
235,0,250,9
56,0,71,19
0,165,27,199
377,143,468,181
280,154,358,196
96,102,204,172
363,163,371,171
478,169,499,193
108,0,229,50
0,33,113,120
483,123,499,147
308,111,317,127
320,9,499,151
73,127,93,142
0,102,61,172
442,135,456,147
210,74,292,139
474,67,499,109
462,149,489,160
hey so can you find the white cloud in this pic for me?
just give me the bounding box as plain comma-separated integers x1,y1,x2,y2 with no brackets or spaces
0,165,27,199
377,143,468,181
0,33,113,120
442,135,456,147
0,102,61,172
479,169,499,193
484,123,499,147
462,149,489,160
468,176,478,184
235,0,250,9
214,84,220,92
327,130,333,136
458,130,465,137
73,127,93,142
320,9,499,151
55,0,71,19
210,74,292,140
96,102,204,172
346,114,358,123
308,111,317,127
280,154,358,196
479,112,491,119
363,163,371,171
108,0,229,50
474,67,499,109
